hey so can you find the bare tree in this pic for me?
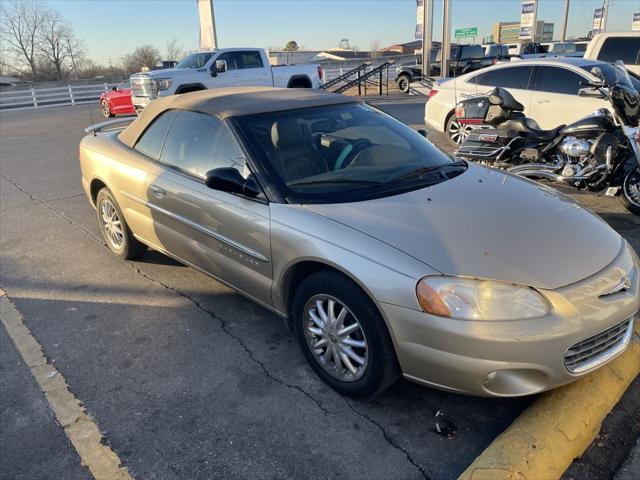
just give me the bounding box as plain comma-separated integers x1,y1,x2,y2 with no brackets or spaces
0,0,49,78
37,9,78,80
125,45,160,73
165,38,183,62
369,39,381,58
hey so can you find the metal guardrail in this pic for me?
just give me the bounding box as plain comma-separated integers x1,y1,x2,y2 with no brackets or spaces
0,83,118,111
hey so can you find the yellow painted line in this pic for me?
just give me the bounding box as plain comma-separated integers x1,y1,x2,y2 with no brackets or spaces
0,290,133,480
459,322,640,480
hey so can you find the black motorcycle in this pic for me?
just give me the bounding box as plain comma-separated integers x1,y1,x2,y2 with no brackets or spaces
454,61,640,215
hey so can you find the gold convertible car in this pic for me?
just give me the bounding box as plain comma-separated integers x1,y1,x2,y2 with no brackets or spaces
80,87,638,398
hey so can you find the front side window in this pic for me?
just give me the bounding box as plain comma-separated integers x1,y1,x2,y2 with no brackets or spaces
133,110,178,160
118,80,130,90
533,66,584,95
216,52,238,70
234,103,465,203
160,111,246,178
470,66,533,89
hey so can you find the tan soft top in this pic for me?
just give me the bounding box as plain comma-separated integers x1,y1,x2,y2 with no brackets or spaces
118,86,359,148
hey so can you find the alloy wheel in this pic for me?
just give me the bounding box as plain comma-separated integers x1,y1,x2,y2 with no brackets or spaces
448,117,473,145
99,198,124,250
303,295,368,382
101,100,110,118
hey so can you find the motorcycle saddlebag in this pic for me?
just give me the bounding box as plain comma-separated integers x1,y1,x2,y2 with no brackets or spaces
455,97,490,125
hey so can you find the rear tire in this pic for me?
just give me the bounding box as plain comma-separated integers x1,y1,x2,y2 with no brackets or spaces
96,188,147,259
396,74,411,93
292,271,400,398
620,167,640,215
446,113,472,146
101,100,114,118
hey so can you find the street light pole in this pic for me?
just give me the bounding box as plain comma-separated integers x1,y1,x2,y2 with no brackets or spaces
422,0,434,79
560,0,570,42
441,0,451,79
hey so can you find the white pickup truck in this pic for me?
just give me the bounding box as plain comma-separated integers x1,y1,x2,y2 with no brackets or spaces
130,47,324,113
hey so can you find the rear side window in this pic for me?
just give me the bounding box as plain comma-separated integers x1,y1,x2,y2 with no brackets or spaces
598,37,640,66
236,51,264,69
160,111,246,178
133,110,178,159
470,66,533,89
533,66,585,95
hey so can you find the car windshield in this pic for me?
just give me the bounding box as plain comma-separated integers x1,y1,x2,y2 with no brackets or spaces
175,52,214,69
234,103,466,203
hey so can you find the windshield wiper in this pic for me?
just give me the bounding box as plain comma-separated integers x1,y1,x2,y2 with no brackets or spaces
389,161,466,183
288,179,384,187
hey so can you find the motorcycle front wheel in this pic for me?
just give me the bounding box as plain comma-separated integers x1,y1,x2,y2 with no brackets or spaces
621,167,640,215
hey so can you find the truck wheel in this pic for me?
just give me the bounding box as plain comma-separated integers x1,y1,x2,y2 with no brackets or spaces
396,74,411,93
101,100,114,118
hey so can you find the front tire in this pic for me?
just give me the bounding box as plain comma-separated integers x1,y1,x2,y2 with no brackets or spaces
396,74,411,93
96,188,147,259
446,113,472,146
292,271,400,398
621,167,640,215
101,100,114,118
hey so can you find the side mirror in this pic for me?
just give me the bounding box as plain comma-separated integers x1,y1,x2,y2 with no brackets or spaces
112,86,118,91
578,87,604,98
205,167,261,197
213,59,227,75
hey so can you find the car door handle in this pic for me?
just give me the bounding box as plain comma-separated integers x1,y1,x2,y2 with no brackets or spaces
535,99,551,104
149,185,166,199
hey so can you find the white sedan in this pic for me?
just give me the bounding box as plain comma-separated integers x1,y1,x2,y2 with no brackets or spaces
424,57,617,146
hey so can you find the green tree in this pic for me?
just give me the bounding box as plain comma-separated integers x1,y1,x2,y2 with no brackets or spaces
284,40,299,51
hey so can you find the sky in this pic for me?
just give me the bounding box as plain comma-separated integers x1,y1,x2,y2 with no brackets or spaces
48,0,640,65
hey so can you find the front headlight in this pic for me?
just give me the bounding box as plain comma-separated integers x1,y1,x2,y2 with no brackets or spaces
155,78,172,90
416,276,550,320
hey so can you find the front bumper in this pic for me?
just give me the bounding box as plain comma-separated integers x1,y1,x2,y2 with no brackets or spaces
381,243,639,397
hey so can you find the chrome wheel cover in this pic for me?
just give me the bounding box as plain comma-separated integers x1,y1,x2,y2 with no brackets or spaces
623,168,640,208
101,100,110,117
448,117,472,144
99,198,124,250
303,295,368,382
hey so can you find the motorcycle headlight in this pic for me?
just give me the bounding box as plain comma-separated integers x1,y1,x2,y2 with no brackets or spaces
416,276,550,320
155,78,172,90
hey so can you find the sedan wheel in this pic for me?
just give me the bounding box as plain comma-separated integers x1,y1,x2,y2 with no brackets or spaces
303,295,368,381
101,100,113,118
293,271,400,398
446,114,473,146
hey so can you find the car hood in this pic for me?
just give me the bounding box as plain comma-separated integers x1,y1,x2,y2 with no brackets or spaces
140,68,196,78
304,164,622,290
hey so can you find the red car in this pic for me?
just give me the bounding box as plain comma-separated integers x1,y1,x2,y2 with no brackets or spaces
99,80,135,118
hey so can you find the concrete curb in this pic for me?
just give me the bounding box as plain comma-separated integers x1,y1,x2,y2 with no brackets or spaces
459,323,640,480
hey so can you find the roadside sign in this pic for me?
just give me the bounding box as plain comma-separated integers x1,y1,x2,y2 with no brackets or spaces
632,12,640,31
455,27,477,38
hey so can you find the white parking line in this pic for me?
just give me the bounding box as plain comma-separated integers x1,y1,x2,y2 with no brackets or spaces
0,290,132,480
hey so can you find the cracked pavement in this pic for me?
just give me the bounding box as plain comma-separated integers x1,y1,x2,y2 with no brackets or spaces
1,101,637,479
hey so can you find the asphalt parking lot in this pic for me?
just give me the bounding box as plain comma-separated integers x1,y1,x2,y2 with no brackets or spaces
1,97,638,480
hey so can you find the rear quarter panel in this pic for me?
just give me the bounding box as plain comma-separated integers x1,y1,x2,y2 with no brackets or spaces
271,64,320,88
80,132,156,239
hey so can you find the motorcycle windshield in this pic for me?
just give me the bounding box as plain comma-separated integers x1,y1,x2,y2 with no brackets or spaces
606,61,640,126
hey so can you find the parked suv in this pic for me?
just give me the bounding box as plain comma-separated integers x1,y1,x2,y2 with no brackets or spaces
130,48,323,113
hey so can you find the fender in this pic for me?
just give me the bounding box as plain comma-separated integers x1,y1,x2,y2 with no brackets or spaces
174,83,207,94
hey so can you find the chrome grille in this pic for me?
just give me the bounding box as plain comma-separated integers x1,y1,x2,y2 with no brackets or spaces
130,78,155,98
564,317,634,374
